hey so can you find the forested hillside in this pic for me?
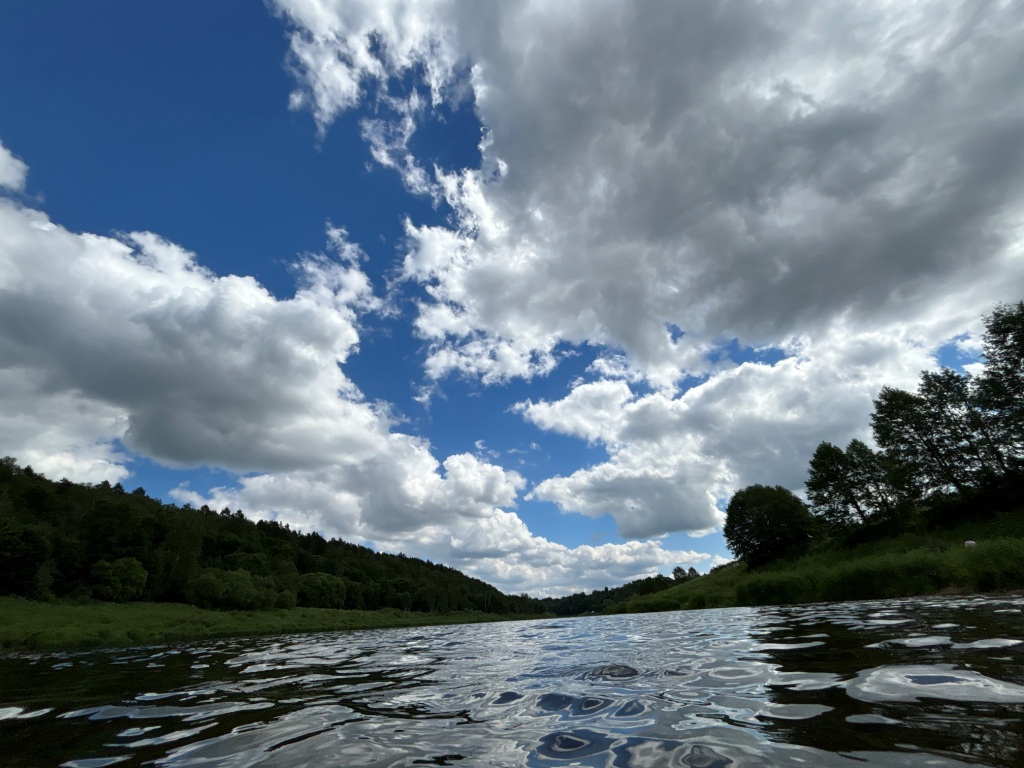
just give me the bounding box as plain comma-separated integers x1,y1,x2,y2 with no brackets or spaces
0,461,542,616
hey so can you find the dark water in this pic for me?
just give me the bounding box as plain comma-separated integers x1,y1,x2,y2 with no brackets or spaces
2,595,1024,767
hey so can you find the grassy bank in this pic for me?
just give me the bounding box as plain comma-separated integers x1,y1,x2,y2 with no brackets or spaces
611,510,1024,614
0,598,546,652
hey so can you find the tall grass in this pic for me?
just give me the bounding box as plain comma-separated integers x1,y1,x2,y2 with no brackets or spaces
611,511,1024,614
0,598,545,651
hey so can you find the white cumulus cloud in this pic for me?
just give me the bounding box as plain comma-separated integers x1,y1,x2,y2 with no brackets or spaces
0,140,28,192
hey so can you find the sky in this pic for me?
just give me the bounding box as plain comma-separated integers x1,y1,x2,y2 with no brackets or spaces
1,1,1022,597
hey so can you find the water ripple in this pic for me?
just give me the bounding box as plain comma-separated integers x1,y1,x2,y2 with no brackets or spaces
2,595,1023,766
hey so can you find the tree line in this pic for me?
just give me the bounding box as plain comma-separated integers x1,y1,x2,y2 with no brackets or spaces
725,301,1024,568
538,567,699,616
0,461,544,616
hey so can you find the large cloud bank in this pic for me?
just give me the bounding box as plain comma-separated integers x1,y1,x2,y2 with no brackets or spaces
274,0,1024,535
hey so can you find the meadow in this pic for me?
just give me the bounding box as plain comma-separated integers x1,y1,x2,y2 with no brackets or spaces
610,510,1024,613
0,599,540,651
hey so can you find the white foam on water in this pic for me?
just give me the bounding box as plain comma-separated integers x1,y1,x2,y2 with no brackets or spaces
847,664,1024,703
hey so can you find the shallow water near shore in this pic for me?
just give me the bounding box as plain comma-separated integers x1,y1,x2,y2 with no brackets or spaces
2,594,1023,767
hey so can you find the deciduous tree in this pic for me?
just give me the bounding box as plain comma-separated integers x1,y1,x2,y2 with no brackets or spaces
723,485,816,569
978,301,1024,467
807,439,916,527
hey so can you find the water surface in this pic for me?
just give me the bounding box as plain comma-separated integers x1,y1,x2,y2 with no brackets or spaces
2,594,1023,766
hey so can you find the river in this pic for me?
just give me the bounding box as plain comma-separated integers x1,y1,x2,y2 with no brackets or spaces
2,594,1023,766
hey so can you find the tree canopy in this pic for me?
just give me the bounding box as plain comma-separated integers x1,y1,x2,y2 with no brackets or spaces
806,439,915,528
800,301,1024,539
723,484,816,569
977,301,1024,467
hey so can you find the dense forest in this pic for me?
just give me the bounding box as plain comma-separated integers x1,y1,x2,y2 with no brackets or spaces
723,301,1024,569
0,461,544,616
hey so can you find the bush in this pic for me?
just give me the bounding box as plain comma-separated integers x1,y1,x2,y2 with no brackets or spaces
817,550,951,602
296,572,347,609
275,589,297,609
630,594,681,612
737,572,814,606
187,568,276,610
91,557,148,602
963,539,1024,591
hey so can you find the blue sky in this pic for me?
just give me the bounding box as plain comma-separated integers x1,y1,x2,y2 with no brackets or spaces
1,1,1022,595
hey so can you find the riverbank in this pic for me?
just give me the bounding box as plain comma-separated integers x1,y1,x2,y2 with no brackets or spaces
0,597,548,651
610,510,1024,614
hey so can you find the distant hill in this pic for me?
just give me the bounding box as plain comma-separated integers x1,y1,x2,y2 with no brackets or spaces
0,458,542,616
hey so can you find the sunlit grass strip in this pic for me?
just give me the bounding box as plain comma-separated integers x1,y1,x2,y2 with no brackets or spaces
0,599,546,652
610,515,1024,614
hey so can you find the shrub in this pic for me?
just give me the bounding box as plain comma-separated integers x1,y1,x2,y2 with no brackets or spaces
91,557,148,602
963,539,1024,591
187,568,275,610
737,572,814,606
297,572,347,609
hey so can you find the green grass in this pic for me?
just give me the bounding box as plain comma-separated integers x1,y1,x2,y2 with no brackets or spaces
610,510,1024,614
0,598,547,652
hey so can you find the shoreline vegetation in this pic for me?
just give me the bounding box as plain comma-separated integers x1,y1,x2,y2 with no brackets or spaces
6,504,1022,652
609,508,1024,614
3,506,1022,651
0,598,548,652
4,510,1022,652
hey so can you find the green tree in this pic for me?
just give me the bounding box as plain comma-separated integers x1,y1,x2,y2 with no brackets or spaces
154,507,203,600
296,572,347,609
186,568,274,610
806,439,915,527
0,522,52,597
977,301,1024,467
672,566,699,581
872,386,970,495
723,485,816,569
918,369,1008,482
0,456,19,478
873,367,1009,495
806,442,863,526
845,438,918,517
91,557,148,602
